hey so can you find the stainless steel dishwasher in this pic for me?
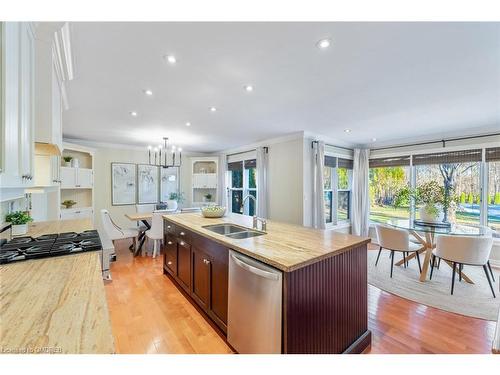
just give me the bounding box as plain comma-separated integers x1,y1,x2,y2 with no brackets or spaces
227,250,283,354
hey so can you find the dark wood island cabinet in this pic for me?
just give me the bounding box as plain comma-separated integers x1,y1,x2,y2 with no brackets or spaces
162,214,371,354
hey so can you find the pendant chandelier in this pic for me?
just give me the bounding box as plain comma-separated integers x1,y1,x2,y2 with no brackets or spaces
148,137,182,168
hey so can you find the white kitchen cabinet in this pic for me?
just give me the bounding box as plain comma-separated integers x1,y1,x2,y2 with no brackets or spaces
34,26,64,152
191,158,218,205
60,167,76,188
60,207,93,220
0,22,36,188
193,173,217,188
60,167,93,189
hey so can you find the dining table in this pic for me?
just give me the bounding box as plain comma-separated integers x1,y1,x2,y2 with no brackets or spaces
125,210,176,256
384,219,488,283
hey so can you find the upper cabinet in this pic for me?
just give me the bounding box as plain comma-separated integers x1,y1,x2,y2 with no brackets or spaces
0,22,36,188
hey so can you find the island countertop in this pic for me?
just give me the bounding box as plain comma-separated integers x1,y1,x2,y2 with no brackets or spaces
163,213,370,272
0,219,115,354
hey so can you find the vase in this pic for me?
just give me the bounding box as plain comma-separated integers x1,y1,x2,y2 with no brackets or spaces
166,200,178,210
12,223,28,236
418,205,444,223
64,161,72,167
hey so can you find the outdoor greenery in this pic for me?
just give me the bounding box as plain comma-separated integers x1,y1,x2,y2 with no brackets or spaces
5,211,33,225
370,161,500,228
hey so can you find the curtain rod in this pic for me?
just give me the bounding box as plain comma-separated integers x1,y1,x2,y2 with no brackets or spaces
311,140,353,152
371,133,500,152
226,146,268,158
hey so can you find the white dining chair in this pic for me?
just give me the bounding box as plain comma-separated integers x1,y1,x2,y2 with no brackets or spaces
375,224,425,278
430,233,495,297
100,209,139,249
145,211,164,258
135,204,155,231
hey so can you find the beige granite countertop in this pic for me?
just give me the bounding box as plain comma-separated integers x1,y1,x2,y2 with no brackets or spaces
0,219,115,354
163,213,370,272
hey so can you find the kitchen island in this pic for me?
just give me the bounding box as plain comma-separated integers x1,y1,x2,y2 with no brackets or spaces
0,219,115,354
162,213,371,354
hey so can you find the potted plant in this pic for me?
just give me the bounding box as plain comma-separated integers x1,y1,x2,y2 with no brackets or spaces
5,211,33,236
203,193,213,202
63,156,73,167
167,192,185,211
62,200,77,209
394,181,454,223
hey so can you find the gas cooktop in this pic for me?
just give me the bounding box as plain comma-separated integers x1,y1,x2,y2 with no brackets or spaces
0,230,102,264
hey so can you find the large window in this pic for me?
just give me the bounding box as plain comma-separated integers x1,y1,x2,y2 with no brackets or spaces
369,156,410,223
228,159,257,216
368,147,500,237
323,156,352,225
487,147,500,233
414,149,481,225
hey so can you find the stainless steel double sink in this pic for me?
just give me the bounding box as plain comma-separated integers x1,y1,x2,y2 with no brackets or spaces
202,223,266,239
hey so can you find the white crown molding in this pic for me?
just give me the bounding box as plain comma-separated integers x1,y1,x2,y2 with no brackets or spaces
219,131,306,155
63,137,212,156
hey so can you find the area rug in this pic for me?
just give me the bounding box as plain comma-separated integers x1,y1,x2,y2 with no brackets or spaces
367,250,500,320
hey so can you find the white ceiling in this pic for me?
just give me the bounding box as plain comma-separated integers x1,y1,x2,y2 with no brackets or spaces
63,22,500,152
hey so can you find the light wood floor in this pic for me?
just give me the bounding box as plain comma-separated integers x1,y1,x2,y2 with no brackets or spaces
104,240,496,354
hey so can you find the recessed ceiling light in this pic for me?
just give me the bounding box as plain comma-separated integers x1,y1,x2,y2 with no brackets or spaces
130,111,138,117
344,129,351,133
185,122,191,127
210,106,217,112
371,137,377,142
165,55,176,64
144,89,153,96
316,38,331,49
244,85,254,92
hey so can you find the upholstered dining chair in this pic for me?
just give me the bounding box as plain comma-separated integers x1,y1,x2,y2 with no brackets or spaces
100,209,139,249
375,224,425,278
135,204,155,232
145,211,164,258
430,233,495,297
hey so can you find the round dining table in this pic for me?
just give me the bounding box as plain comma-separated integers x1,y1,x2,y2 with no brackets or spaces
384,219,488,283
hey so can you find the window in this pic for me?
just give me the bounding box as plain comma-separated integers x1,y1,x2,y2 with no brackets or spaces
228,159,257,216
323,156,352,225
369,156,411,223
487,147,500,233
414,149,481,226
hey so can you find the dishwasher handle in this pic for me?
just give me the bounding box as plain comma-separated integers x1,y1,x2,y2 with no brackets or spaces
230,254,280,280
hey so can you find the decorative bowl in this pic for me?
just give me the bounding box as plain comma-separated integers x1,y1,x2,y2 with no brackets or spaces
201,206,226,218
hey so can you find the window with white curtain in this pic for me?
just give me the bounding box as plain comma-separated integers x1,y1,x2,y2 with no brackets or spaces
227,157,257,216
323,156,353,226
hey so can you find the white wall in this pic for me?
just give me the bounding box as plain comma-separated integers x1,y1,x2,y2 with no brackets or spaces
267,138,304,225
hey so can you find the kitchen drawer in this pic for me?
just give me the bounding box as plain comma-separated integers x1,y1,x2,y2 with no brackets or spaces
164,221,176,235
164,236,177,275
176,226,191,243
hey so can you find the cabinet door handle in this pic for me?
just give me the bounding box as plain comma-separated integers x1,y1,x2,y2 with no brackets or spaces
179,241,185,246
180,231,185,236
167,241,173,245
167,225,171,229
167,261,172,265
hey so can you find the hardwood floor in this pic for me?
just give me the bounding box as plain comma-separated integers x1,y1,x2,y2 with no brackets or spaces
104,239,496,354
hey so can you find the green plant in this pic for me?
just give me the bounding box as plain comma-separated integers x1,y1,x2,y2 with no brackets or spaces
394,181,456,220
5,211,33,225
204,193,213,200
169,192,185,203
62,200,77,208
63,156,73,162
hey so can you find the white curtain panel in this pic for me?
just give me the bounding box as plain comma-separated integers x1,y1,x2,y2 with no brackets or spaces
218,153,228,207
313,141,326,229
256,146,269,218
352,148,370,236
